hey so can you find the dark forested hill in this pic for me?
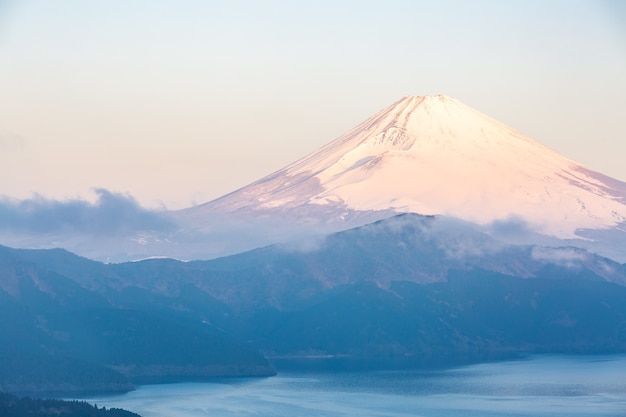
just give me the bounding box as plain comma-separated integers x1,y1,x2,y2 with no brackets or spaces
0,391,140,417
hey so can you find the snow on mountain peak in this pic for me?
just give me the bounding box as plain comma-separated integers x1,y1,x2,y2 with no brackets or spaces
188,95,626,240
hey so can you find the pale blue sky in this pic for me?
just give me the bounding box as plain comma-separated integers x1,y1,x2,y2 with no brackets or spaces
1,0,625,209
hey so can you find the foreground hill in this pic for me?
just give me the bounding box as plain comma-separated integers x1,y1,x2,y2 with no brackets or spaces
0,392,140,417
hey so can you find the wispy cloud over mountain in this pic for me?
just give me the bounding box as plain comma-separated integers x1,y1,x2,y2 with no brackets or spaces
0,189,175,236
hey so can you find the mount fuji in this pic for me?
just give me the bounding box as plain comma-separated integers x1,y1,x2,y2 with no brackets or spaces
2,95,625,262
178,95,626,259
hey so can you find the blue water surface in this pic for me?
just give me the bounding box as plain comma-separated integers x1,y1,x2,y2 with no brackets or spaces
73,354,626,417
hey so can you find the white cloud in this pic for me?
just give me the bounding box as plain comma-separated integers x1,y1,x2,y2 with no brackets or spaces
530,246,589,268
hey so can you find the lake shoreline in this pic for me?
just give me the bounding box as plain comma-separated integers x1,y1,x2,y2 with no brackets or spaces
62,353,626,417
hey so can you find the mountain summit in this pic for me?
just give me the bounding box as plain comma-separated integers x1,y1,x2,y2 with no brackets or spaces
186,95,626,239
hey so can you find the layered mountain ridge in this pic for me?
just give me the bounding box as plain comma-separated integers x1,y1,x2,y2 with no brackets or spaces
186,95,626,239
3,214,626,394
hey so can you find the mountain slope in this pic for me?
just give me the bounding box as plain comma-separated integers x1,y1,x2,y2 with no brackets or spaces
184,214,626,356
184,95,626,241
0,245,275,394
188,214,626,311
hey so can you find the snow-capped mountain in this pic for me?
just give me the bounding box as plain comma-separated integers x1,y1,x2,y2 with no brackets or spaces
4,94,625,263
183,95,626,241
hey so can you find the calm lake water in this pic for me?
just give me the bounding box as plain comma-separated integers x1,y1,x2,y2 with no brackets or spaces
73,355,626,417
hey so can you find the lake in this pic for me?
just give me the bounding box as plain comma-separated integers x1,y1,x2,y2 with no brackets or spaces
72,354,626,417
